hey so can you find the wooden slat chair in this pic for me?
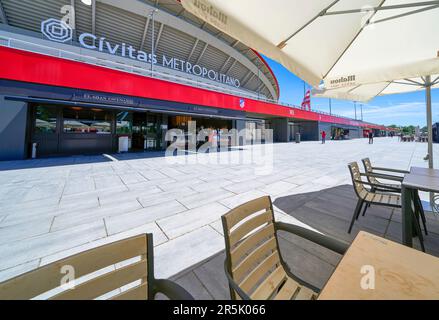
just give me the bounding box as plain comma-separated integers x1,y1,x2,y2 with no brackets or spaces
0,234,193,300
348,162,425,251
361,158,427,235
361,158,404,191
221,196,349,300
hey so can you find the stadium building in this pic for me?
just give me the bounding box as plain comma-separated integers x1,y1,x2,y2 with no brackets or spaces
0,0,390,160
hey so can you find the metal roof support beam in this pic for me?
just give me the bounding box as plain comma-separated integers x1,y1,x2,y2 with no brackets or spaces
187,38,199,61
91,0,96,34
195,43,208,65
242,73,255,87
140,17,151,51
219,56,232,72
0,0,8,25
155,23,164,49
240,70,253,85
71,0,77,38
176,8,185,17
225,59,237,74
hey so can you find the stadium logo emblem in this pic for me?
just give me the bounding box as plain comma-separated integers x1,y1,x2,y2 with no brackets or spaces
41,18,73,43
239,99,245,109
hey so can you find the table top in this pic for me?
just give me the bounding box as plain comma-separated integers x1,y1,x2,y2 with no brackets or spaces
402,172,439,193
318,231,439,300
410,166,439,178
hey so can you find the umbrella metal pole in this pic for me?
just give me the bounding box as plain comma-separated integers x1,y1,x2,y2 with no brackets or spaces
425,75,436,211
426,75,433,169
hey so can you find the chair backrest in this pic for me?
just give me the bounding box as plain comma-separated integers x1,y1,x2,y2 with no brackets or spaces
348,162,369,200
221,196,288,300
361,158,379,185
0,234,153,300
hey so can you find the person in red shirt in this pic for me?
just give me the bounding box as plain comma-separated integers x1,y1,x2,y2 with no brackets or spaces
321,130,326,144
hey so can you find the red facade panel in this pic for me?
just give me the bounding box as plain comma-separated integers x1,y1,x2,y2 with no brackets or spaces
0,47,387,130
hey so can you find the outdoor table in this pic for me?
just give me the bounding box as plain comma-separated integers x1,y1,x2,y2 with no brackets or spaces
410,166,439,178
402,168,439,247
318,231,439,300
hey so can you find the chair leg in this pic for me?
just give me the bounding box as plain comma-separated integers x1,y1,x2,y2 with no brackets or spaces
362,202,369,216
356,200,364,220
348,199,363,234
412,211,426,252
415,191,428,235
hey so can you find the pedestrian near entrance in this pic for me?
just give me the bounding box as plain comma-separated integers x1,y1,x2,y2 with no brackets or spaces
321,130,326,144
368,131,374,144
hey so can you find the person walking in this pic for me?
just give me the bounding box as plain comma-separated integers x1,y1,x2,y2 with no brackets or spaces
321,130,326,144
368,131,374,144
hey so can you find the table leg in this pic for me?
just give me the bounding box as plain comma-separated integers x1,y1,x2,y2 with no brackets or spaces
401,186,413,247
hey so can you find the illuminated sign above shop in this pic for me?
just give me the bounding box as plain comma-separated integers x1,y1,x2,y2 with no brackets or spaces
41,18,241,88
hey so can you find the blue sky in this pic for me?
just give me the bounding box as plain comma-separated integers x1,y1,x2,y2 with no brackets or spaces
264,56,439,127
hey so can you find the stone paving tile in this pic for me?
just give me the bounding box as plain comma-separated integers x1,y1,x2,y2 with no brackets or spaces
157,178,205,192
154,226,225,279
105,200,187,235
176,189,235,210
0,217,53,244
138,170,168,180
63,177,95,195
258,181,299,196
137,187,197,208
191,252,230,300
157,202,230,239
118,172,148,185
0,220,107,271
51,200,143,232
0,260,41,282
1,206,92,230
219,189,269,209
40,221,168,266
222,180,266,194
172,272,214,300
97,185,162,206
189,179,234,192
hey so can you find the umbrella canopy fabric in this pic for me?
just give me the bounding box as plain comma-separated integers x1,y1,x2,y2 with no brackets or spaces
181,0,439,88
312,74,439,102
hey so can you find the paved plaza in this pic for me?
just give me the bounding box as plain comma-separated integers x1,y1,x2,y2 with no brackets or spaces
0,138,438,284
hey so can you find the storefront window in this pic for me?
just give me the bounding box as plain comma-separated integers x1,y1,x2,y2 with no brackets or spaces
63,108,112,134
116,111,133,135
35,105,57,134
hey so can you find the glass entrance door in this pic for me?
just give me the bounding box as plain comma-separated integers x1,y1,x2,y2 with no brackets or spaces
145,114,163,150
132,112,163,151
132,113,146,150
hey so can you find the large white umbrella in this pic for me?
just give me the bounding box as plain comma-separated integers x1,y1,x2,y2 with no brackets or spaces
181,0,439,87
181,0,439,167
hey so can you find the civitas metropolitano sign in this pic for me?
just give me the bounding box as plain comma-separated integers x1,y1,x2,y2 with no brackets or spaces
41,18,241,88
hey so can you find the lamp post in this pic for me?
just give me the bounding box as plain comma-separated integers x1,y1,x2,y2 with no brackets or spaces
329,98,332,115
354,101,357,120
360,104,363,121
149,9,158,75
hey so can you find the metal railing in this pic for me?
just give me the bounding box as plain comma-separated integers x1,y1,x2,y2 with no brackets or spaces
0,35,368,124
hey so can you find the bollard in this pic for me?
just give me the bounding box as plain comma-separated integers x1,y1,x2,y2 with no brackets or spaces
32,142,37,159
